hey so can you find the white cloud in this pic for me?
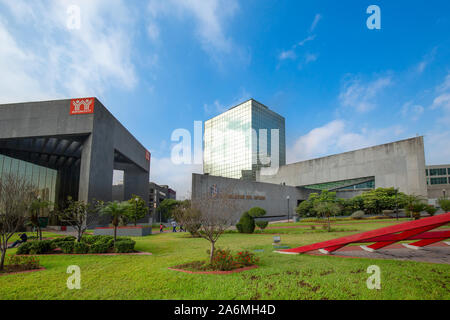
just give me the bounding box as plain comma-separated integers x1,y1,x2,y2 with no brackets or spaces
278,50,296,61
287,120,405,163
296,35,316,47
401,101,424,121
150,157,203,200
339,75,392,112
430,73,450,123
309,14,322,32
414,47,437,74
424,131,450,165
147,0,239,58
0,0,138,104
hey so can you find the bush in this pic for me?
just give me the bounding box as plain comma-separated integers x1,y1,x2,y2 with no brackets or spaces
81,235,114,245
6,255,40,270
28,240,55,254
114,239,136,253
438,198,450,212
236,212,255,234
89,242,110,254
59,241,75,254
52,236,76,248
234,251,259,267
73,242,89,254
425,205,437,216
350,210,365,220
210,248,235,271
255,220,269,230
16,242,33,255
248,207,266,218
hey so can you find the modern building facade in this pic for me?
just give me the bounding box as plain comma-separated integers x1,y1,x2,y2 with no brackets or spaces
0,98,150,225
193,136,439,220
258,136,428,197
426,164,450,200
204,99,285,181
149,182,176,221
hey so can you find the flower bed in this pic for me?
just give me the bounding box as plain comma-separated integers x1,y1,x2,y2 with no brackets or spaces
0,255,42,275
169,249,259,274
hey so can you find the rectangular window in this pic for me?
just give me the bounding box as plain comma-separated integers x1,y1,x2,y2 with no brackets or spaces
429,168,447,176
430,177,448,185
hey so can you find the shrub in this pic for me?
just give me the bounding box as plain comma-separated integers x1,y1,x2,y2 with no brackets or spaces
16,242,33,255
6,255,40,270
89,242,110,254
310,225,316,230
248,207,266,218
255,220,269,230
114,239,136,253
425,205,437,216
236,212,255,234
350,210,365,220
81,235,114,245
73,242,89,254
59,241,75,254
29,240,55,254
234,251,259,267
438,198,450,212
210,248,234,271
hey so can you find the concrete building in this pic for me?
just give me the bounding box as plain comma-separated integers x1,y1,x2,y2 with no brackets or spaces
258,137,428,197
204,99,285,181
193,136,439,220
149,182,176,222
192,173,313,222
426,164,450,200
0,98,150,224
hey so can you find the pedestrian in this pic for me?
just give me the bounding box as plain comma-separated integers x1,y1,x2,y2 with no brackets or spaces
8,233,28,248
179,224,185,232
171,220,177,232
159,223,164,233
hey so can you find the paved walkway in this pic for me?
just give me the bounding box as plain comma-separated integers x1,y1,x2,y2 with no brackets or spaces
309,242,450,264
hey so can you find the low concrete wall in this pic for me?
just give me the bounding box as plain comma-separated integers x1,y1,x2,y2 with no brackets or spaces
94,226,152,237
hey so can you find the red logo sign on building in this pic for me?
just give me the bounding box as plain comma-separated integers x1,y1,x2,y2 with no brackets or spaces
146,150,151,162
70,98,95,115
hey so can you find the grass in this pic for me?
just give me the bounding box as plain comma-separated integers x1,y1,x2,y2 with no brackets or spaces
0,220,449,300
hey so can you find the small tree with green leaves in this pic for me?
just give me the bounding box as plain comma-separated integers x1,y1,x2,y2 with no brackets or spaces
126,195,148,226
438,198,450,212
0,174,36,271
156,199,179,221
314,201,342,232
58,197,101,242
100,201,131,243
29,197,52,240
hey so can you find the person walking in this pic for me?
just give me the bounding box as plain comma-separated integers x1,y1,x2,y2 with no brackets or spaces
171,220,177,232
159,223,164,233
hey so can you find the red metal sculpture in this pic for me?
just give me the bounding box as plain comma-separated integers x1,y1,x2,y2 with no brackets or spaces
278,212,450,255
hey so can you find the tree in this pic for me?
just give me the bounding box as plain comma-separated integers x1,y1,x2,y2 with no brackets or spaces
100,201,131,243
403,194,426,219
57,197,101,242
172,200,201,237
126,195,148,226
438,198,450,212
314,201,341,232
156,199,179,221
29,196,52,240
0,174,36,270
191,188,239,264
248,207,266,218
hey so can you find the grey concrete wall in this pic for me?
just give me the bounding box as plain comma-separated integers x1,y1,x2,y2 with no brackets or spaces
258,137,427,197
0,98,150,213
192,173,313,222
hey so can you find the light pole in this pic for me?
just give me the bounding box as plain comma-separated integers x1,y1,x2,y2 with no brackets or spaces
286,195,290,223
134,197,139,226
394,188,399,221
443,189,447,199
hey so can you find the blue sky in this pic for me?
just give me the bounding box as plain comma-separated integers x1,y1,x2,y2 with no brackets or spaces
0,0,449,198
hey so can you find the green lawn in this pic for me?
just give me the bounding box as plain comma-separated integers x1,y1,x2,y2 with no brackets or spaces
0,220,449,300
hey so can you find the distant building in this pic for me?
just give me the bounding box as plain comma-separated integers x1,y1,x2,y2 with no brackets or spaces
426,164,450,200
149,182,176,221
204,99,286,181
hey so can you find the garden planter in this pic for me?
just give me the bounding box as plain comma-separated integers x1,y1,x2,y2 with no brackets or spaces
94,226,152,237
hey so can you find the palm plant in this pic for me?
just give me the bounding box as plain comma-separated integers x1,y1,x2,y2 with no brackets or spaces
100,201,131,242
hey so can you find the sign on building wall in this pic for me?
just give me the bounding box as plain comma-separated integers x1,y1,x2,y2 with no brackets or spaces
70,98,95,115
146,150,151,162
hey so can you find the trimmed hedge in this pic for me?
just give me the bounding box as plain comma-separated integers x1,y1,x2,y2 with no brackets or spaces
73,242,89,254
255,220,269,230
88,242,110,254
236,212,255,234
59,241,75,254
114,239,136,253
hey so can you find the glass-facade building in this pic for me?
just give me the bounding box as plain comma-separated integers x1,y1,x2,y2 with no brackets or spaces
204,99,286,180
0,154,57,202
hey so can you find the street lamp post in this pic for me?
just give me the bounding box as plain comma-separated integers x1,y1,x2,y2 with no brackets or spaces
443,189,447,199
287,195,290,223
135,197,139,226
395,188,399,221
